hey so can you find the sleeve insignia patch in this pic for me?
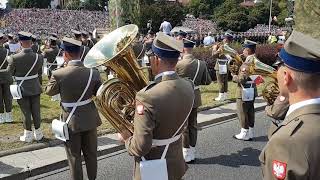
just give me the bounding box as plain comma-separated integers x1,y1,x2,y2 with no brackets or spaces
272,160,287,180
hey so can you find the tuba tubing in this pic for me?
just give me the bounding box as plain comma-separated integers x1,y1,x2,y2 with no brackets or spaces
84,24,148,134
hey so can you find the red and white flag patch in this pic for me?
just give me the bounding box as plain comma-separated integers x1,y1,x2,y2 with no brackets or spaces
272,160,287,180
136,104,144,115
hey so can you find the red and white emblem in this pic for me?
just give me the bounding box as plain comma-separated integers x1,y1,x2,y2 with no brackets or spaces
136,104,144,115
272,160,287,180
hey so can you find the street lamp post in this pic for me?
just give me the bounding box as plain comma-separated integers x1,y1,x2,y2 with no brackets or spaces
268,0,272,33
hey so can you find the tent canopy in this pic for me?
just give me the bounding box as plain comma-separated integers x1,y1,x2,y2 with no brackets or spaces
171,26,195,34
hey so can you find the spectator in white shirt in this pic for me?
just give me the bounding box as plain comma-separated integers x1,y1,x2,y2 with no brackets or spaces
203,32,215,46
159,18,172,35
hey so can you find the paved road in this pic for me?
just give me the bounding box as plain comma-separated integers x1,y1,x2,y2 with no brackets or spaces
30,111,271,180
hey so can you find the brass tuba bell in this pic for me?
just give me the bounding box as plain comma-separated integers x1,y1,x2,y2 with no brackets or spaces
84,24,148,134
246,57,279,105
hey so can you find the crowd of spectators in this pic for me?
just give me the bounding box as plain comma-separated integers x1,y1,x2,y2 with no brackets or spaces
0,8,108,37
182,17,218,34
245,24,287,35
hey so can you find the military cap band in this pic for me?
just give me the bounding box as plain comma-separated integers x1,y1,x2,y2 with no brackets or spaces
18,31,32,41
183,38,195,48
152,43,180,59
279,48,320,73
61,37,82,53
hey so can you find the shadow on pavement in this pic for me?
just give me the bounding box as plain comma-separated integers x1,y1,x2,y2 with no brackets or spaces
253,135,268,142
0,161,24,175
199,107,235,115
194,147,261,167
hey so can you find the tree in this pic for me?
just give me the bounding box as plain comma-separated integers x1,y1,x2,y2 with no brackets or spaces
212,0,281,32
187,0,223,18
139,2,185,33
9,0,50,8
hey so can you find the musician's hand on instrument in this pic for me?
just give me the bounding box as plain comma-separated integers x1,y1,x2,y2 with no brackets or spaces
118,130,131,143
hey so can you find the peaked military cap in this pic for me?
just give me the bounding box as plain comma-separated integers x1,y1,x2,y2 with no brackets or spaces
151,32,183,59
72,30,82,38
224,32,233,39
7,33,14,38
61,37,82,53
279,31,320,73
81,31,89,36
243,40,257,49
183,38,195,48
278,0,320,74
18,31,32,41
178,30,187,38
50,33,58,38
49,36,57,42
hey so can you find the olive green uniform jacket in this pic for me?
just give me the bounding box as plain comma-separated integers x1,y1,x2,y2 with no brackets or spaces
125,73,195,180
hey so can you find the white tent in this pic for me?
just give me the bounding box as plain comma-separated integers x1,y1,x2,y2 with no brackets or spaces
171,26,195,34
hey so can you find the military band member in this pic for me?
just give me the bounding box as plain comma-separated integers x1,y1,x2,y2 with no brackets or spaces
72,30,89,62
232,62,258,141
213,32,233,101
45,37,102,180
176,39,212,163
7,32,44,142
118,32,195,180
176,30,187,41
0,33,12,124
259,30,320,179
4,34,21,55
49,33,61,47
43,36,60,79
81,31,94,49
31,35,41,54
88,31,97,45
243,40,258,64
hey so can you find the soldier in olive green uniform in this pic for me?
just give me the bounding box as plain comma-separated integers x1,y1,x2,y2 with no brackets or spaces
72,30,89,61
259,19,320,180
46,37,102,180
43,36,60,79
81,31,94,49
212,32,233,101
176,39,212,163
0,33,13,124
232,61,258,141
31,35,41,54
7,32,44,142
118,32,195,180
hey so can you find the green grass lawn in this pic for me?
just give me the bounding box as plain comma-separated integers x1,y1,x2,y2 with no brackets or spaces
0,76,271,151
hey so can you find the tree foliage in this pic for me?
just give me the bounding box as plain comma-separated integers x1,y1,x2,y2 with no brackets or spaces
139,2,185,33
9,0,50,8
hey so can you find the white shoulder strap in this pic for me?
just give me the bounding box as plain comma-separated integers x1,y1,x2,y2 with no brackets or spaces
0,49,9,69
80,47,86,60
18,54,39,86
65,68,93,124
48,49,62,69
192,60,200,83
161,99,194,159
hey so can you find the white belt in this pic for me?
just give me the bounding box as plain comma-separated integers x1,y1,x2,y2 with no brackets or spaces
0,69,6,72
152,134,181,147
194,86,200,90
47,63,58,66
61,98,93,108
15,74,38,80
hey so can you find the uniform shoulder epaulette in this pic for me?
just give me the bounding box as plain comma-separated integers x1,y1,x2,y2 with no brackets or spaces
141,81,157,92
